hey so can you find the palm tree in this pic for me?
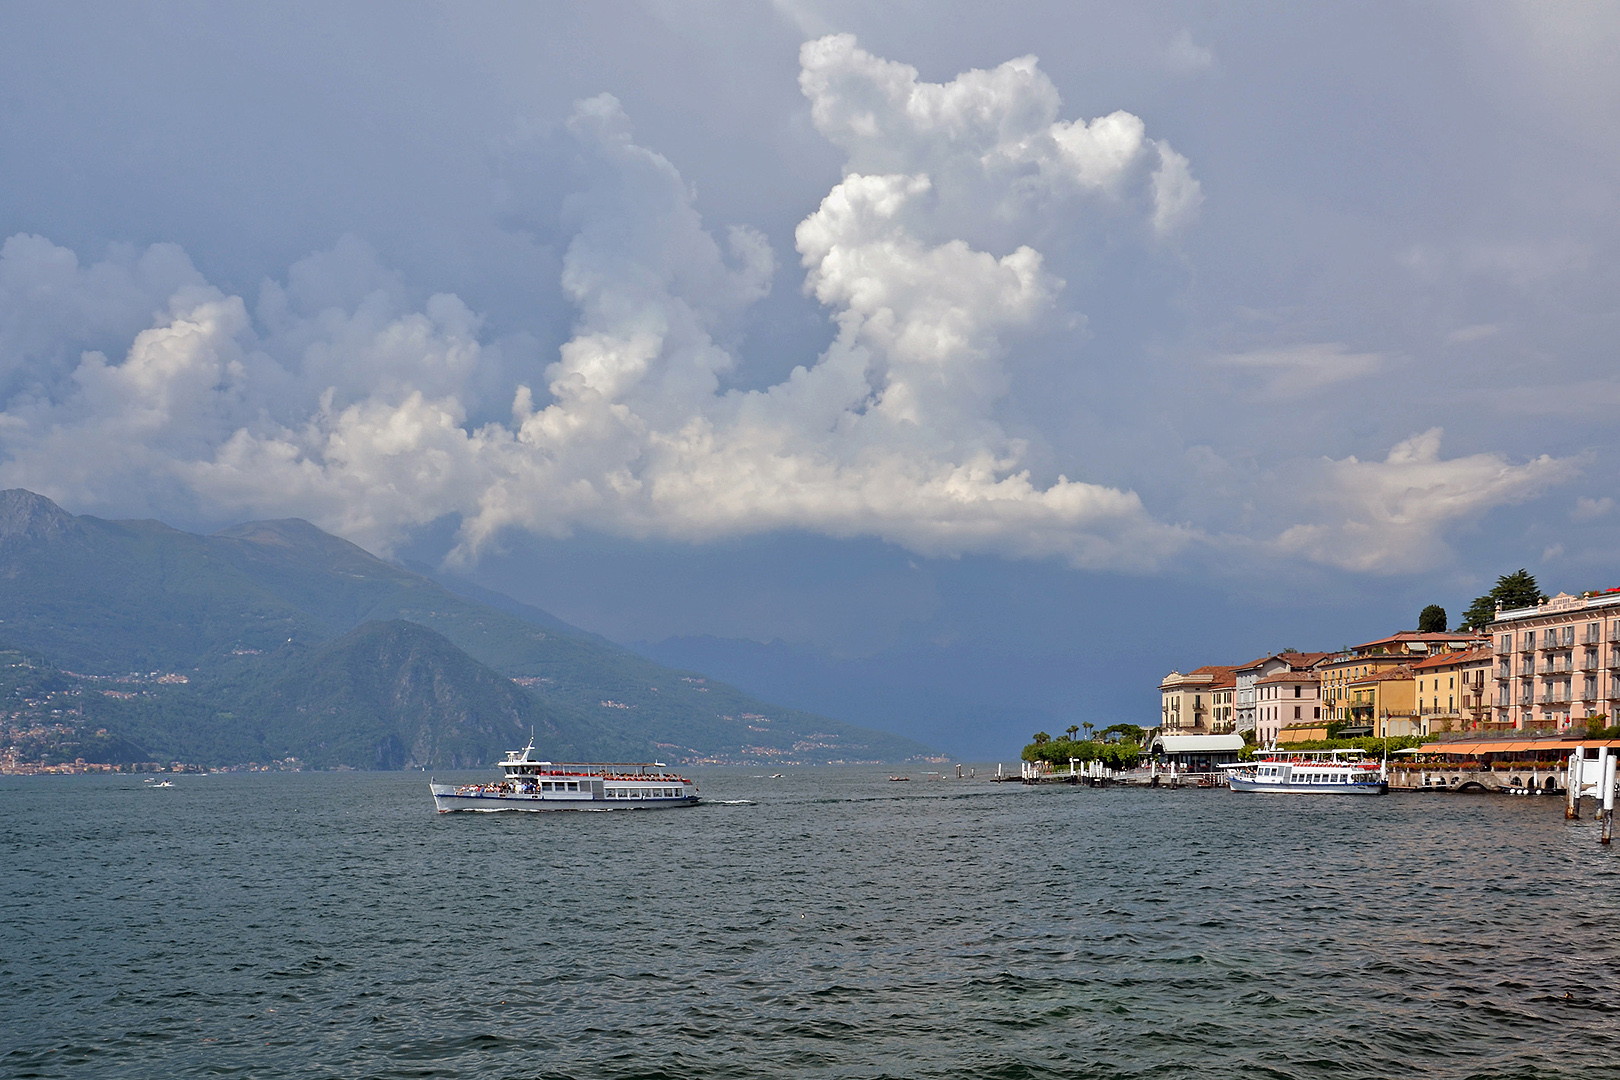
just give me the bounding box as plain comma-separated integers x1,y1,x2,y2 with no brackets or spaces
1065,724,1080,740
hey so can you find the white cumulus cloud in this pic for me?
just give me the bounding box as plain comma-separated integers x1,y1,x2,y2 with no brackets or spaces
1271,429,1580,572
0,38,1194,569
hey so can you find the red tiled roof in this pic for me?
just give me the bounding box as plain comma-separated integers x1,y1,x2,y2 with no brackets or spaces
1353,631,1487,650
1236,650,1335,673
1349,665,1415,684
1255,669,1320,684
1411,647,1493,671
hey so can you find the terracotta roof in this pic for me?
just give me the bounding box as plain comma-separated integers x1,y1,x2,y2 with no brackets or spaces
1411,647,1493,671
1319,652,1411,669
1188,664,1238,688
1353,631,1487,650
1349,665,1414,685
1255,669,1321,685
1236,650,1335,673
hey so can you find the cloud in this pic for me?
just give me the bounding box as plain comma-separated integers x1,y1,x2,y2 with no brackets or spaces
1164,30,1215,75
1212,342,1383,396
1572,496,1613,520
0,38,1193,570
797,34,1201,239
1271,429,1581,572
1445,323,1500,345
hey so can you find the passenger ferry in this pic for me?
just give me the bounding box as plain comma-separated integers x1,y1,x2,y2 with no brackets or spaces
1223,749,1388,795
429,739,699,812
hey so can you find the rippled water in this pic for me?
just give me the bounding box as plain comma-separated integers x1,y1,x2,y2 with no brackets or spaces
3,769,1619,1079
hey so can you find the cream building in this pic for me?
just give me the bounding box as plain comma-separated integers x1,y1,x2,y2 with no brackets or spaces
1159,665,1237,733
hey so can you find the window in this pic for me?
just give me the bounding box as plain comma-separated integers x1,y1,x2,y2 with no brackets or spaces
1294,706,1301,719
1294,685,1301,698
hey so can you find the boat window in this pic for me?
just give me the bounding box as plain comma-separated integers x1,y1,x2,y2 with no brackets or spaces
567,781,579,791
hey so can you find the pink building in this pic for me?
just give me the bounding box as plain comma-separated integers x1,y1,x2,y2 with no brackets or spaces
1254,670,1322,746
1490,590,1620,731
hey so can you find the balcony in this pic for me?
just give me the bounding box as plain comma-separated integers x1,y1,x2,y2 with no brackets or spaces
1537,693,1571,705
1519,638,1537,653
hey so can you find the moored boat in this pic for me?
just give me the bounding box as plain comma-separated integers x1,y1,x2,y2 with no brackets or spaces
429,738,699,812
1224,749,1388,795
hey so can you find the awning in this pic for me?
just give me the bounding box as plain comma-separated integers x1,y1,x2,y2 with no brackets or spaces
1152,733,1246,753
1404,738,1620,756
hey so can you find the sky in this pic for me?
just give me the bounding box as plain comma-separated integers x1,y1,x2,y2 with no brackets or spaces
3,2,1618,757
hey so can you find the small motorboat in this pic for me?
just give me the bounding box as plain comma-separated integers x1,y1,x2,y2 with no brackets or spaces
888,775,910,782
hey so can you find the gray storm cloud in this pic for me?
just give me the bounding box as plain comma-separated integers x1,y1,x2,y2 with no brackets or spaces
0,35,1574,573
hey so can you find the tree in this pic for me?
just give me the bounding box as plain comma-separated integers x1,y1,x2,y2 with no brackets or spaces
1417,605,1447,633
1065,724,1079,740
1031,731,1051,746
1459,570,1547,631
1100,723,1144,744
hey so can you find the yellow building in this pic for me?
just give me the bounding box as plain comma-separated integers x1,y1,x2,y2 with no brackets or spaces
1344,665,1417,737
1318,631,1483,735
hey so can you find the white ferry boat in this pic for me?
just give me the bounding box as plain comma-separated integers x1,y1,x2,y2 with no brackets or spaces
429,739,699,812
1223,749,1388,795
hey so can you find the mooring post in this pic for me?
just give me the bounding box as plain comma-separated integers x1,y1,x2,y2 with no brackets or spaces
1567,752,1583,819
1601,749,1616,846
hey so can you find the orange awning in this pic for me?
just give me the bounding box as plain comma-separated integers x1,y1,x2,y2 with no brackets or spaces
1411,738,1620,756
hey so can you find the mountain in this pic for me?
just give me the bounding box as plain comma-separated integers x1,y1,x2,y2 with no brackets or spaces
0,490,932,767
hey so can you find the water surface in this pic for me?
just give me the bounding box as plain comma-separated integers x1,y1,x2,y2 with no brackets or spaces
3,770,1618,1079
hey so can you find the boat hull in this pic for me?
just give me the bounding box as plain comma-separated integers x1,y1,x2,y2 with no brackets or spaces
1228,776,1387,795
429,783,699,813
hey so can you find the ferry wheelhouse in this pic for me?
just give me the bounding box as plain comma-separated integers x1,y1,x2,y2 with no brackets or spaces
429,739,699,812
1223,749,1388,795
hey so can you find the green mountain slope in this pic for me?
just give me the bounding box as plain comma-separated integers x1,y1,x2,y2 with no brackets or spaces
0,490,932,766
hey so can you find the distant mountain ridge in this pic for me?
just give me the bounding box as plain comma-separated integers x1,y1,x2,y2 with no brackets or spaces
0,490,932,768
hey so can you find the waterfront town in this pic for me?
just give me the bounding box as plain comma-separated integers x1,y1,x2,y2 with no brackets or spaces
1149,586,1620,798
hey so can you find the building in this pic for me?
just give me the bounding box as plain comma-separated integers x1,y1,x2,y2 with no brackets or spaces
1234,651,1333,735
1319,632,1484,734
1158,665,1238,733
1148,732,1246,773
1410,647,1494,734
1355,666,1417,738
1254,669,1323,746
1489,590,1620,731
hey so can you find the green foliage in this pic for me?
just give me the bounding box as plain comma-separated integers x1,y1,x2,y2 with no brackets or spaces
1417,605,1447,633
1580,714,1620,739
1020,736,1140,770
1099,723,1144,744
1459,569,1547,630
